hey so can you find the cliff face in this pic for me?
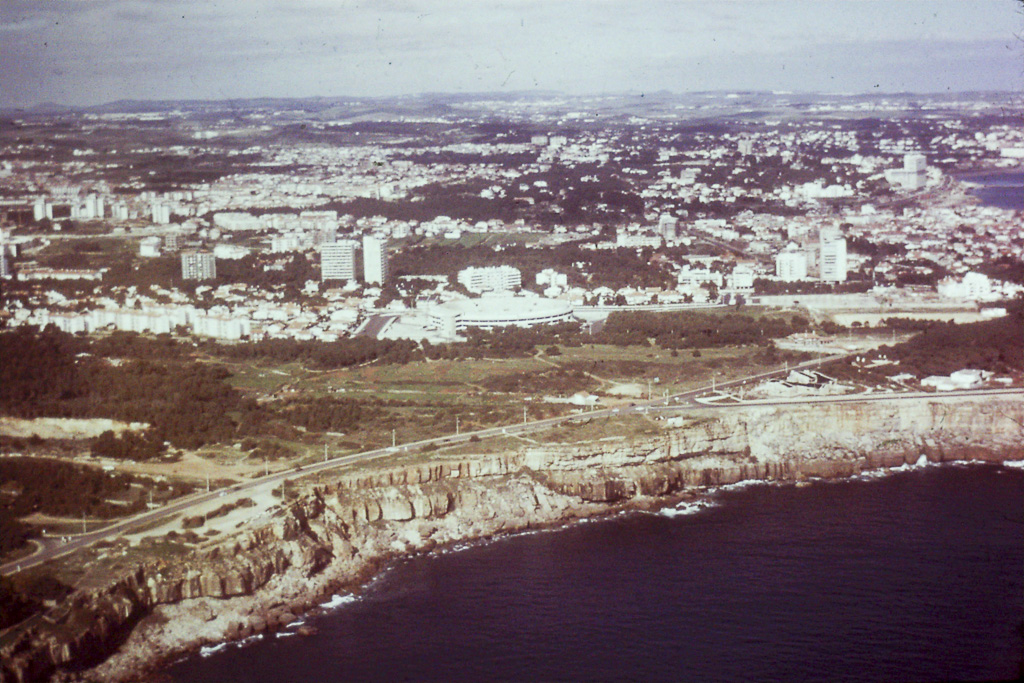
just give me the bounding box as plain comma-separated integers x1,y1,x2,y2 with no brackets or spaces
3,395,1022,682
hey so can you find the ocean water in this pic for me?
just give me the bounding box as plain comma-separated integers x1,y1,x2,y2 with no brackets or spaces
167,463,1024,683
964,170,1024,211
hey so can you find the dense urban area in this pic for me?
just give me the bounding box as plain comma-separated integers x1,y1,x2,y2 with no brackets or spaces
0,90,1021,655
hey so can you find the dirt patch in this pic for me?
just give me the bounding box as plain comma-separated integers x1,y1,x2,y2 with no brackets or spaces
0,417,146,440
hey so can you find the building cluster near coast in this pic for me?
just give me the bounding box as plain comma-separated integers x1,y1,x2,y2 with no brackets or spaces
0,89,1021,682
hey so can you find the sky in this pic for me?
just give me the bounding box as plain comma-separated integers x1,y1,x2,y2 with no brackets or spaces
1,0,1021,108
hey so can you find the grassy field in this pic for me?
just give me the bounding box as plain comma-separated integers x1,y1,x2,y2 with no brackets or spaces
212,342,806,457
223,361,311,393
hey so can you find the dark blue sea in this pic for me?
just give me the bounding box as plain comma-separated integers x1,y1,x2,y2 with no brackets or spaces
167,463,1024,683
964,170,1024,211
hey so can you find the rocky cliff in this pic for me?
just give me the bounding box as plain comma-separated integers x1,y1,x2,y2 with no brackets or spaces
3,395,1022,682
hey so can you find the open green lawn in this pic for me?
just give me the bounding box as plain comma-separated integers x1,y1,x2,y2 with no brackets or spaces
548,344,799,394
209,341,811,454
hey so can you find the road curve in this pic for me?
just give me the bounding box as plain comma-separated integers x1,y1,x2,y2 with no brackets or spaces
4,350,1019,576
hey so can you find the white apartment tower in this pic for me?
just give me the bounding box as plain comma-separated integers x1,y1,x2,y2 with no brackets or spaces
362,235,388,285
151,203,171,225
775,247,808,282
819,228,848,283
321,240,357,281
181,251,216,281
658,214,678,241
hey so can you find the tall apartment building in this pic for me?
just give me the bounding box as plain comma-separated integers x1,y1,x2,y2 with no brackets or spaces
884,152,928,191
775,249,808,282
819,228,848,283
362,235,388,285
321,240,357,281
180,251,216,280
658,214,677,241
458,265,521,294
151,203,171,225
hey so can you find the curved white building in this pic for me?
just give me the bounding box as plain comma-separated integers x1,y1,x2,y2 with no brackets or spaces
429,295,573,340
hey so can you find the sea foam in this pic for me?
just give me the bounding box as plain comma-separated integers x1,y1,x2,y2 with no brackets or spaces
320,593,357,610
659,500,715,518
199,643,228,658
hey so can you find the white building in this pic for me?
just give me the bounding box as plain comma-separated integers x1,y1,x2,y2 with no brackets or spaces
677,267,723,289
428,295,573,341
362,235,388,285
271,235,303,253
181,251,216,280
819,228,847,283
212,212,262,231
321,240,357,281
885,153,928,191
192,313,251,340
151,203,171,225
111,203,130,221
658,214,677,241
727,264,755,291
536,269,569,288
937,271,993,301
139,236,162,258
213,244,251,260
85,194,104,220
775,248,808,282
33,199,48,222
458,265,521,294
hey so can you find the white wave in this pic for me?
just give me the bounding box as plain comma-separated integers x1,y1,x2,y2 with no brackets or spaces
284,619,305,629
715,479,768,492
888,454,933,473
659,500,715,518
199,643,228,658
320,593,356,610
276,631,296,639
1003,460,1024,469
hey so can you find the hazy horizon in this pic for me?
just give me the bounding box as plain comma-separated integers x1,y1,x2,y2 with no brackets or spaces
2,0,1022,110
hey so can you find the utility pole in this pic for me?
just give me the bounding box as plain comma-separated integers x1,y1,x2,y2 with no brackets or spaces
81,511,86,534
523,406,527,424
264,457,268,476
392,429,396,447
456,416,460,436
206,475,210,493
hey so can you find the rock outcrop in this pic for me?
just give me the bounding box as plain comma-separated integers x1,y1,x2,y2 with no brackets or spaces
2,395,1022,682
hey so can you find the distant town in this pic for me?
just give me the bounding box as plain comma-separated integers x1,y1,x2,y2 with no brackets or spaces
1,90,1022,681
0,91,1020,346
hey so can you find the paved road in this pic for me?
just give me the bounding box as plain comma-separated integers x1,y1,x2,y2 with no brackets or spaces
3,349,1020,577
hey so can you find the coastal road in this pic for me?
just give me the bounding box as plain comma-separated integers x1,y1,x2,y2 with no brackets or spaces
3,349,1020,577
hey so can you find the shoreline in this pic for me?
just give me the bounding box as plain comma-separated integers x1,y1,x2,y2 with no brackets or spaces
4,394,1023,682
121,457,1024,683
